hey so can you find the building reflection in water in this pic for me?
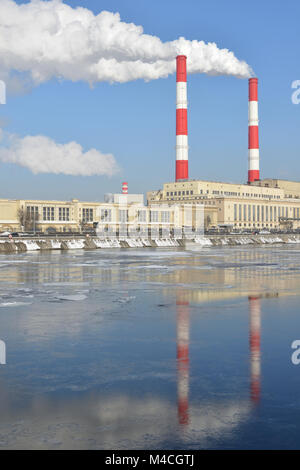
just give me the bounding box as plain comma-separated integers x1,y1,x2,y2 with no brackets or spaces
2,248,295,447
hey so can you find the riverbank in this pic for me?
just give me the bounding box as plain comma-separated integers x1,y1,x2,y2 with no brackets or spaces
0,233,300,252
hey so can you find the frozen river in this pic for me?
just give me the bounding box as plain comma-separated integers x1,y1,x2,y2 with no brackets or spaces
0,245,300,449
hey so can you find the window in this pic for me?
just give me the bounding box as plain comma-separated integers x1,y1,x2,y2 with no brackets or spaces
27,206,39,218
150,211,158,223
234,204,237,221
138,210,146,222
83,208,94,222
119,210,128,223
59,207,70,221
161,211,170,223
43,207,55,221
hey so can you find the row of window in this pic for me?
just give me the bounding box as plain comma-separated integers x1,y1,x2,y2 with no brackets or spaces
233,204,300,222
166,189,281,199
26,206,72,222
25,206,99,222
166,190,194,196
99,210,171,224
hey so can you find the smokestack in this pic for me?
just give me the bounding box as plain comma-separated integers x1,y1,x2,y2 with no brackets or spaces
122,182,128,194
248,78,260,183
176,55,188,182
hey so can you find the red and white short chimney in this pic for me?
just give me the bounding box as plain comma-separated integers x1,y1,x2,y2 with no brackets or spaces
176,55,188,182
248,78,260,183
122,182,128,194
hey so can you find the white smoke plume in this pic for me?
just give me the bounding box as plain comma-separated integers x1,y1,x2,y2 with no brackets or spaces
0,0,253,88
0,131,119,176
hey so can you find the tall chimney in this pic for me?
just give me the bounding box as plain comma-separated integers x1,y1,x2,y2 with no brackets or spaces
122,182,128,194
248,78,260,183
176,55,188,182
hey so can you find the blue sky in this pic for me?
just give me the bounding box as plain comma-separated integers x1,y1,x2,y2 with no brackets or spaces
0,0,299,201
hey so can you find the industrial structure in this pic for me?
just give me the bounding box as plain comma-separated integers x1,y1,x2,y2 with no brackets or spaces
147,55,300,231
176,55,189,182
0,190,203,237
1,55,300,234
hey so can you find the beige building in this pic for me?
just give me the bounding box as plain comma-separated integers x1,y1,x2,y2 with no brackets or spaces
147,179,300,230
0,194,204,236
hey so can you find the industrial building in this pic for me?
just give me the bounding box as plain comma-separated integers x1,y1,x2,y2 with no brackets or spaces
147,56,300,231
1,55,300,234
0,188,204,237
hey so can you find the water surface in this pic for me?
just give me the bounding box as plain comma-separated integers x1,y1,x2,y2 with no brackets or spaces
0,245,300,449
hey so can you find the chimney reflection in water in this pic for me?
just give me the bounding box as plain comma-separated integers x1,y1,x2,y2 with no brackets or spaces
175,294,261,428
249,296,261,404
176,297,190,427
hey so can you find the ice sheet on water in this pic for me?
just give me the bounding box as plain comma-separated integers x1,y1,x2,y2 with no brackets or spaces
114,296,136,304
50,240,61,249
43,282,89,286
127,264,173,270
23,241,40,251
52,294,87,302
0,301,33,307
65,240,85,250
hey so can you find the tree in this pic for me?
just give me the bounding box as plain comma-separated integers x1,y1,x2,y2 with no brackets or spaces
205,215,212,228
17,208,39,232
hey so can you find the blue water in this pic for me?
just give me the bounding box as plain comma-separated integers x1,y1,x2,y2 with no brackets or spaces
0,246,300,449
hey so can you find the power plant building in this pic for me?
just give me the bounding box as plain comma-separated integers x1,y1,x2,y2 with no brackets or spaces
147,55,300,231
1,56,300,234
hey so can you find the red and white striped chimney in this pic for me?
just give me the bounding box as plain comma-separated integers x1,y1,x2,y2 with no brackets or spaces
122,182,128,194
248,78,260,183
176,55,188,182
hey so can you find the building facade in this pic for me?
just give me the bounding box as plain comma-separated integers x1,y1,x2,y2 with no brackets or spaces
0,195,204,237
147,179,300,230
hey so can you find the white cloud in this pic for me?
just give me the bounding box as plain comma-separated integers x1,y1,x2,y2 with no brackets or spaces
0,0,253,88
0,131,119,176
